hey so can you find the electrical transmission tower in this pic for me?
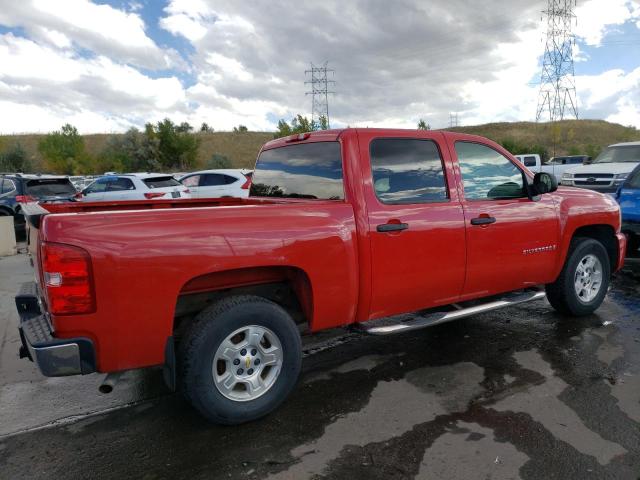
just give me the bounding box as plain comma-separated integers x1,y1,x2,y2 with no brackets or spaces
305,62,335,128
449,112,459,128
536,0,579,122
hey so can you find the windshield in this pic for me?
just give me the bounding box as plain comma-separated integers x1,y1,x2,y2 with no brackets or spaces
143,176,181,188
26,179,76,197
594,145,640,164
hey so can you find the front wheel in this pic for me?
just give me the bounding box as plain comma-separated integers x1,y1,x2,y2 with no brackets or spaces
546,238,610,316
179,295,302,425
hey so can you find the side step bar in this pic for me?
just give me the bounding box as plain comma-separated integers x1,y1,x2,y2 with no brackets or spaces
355,290,547,335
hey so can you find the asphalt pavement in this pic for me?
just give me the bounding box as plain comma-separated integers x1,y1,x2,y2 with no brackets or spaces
0,251,639,480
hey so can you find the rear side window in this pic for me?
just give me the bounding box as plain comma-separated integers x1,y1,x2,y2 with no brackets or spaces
370,139,448,204
251,142,343,200
1,178,16,195
26,179,76,197
201,174,237,186
181,175,200,187
522,156,537,167
143,176,181,189
106,178,135,191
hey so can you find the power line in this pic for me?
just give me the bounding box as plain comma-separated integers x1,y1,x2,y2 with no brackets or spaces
536,0,579,122
305,62,335,128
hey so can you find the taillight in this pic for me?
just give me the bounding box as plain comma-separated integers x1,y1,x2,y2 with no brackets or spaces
144,192,166,199
41,242,95,315
16,195,36,203
241,174,252,190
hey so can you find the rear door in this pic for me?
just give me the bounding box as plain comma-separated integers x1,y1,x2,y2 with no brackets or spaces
448,138,560,299
359,131,466,319
180,174,201,197
200,173,237,197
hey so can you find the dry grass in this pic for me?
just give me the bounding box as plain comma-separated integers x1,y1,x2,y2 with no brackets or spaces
451,119,639,157
2,120,638,173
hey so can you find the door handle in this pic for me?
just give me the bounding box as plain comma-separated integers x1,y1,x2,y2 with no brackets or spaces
377,223,409,233
470,216,496,226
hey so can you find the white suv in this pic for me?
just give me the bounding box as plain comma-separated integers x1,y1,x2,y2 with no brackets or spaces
179,169,252,198
79,173,191,202
561,142,640,194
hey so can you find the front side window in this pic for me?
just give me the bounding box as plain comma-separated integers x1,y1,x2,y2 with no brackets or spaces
628,167,640,189
455,142,526,200
370,138,448,204
181,175,200,187
250,142,343,200
85,181,106,194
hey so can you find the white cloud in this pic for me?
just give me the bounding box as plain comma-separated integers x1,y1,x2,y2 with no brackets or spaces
575,0,640,46
0,0,173,69
0,35,188,133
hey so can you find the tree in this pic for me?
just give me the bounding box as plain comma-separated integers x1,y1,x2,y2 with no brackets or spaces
200,122,213,133
0,142,31,172
206,153,232,169
38,124,90,174
176,122,194,133
417,119,431,130
233,125,249,133
152,118,200,171
98,128,160,173
273,114,317,138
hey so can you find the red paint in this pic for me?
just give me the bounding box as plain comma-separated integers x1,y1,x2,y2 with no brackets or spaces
30,129,624,373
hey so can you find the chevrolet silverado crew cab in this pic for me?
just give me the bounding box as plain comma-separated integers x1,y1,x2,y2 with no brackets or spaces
16,129,626,424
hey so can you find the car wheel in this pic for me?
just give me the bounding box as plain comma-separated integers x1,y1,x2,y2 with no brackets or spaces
179,295,302,425
546,238,610,316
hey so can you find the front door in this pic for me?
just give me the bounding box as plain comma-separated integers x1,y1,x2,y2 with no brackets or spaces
448,139,561,299
360,132,466,320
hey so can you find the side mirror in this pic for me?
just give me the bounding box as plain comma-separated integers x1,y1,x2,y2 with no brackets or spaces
532,172,558,196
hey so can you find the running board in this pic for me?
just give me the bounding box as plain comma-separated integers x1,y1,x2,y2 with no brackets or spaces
355,290,547,335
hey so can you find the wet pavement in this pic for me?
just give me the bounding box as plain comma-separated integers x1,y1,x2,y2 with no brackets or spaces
0,253,639,479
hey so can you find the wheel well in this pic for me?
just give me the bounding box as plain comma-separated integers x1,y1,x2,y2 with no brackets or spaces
173,266,313,339
572,224,618,271
0,206,14,216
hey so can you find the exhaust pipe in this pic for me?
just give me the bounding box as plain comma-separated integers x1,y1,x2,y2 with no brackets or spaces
99,372,122,394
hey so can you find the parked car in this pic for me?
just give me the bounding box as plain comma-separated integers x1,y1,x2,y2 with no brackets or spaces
16,129,625,425
179,169,252,198
561,141,640,193
77,173,191,202
616,162,640,256
515,154,588,182
0,173,76,231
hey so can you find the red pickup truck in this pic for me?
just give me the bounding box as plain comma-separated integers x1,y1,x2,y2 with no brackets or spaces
16,129,626,424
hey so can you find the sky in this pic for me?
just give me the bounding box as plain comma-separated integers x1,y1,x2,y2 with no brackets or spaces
0,0,638,134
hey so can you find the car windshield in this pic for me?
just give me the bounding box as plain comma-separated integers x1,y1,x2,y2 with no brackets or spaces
25,179,76,197
143,176,181,188
594,145,640,164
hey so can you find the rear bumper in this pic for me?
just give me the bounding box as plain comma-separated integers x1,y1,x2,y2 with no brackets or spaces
16,282,96,377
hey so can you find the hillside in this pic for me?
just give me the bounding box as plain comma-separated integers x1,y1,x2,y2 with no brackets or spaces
451,119,640,158
1,120,638,173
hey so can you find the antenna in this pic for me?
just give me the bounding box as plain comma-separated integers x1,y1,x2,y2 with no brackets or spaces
536,0,579,122
305,62,335,128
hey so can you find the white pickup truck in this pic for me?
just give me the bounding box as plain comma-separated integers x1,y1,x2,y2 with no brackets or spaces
516,154,589,183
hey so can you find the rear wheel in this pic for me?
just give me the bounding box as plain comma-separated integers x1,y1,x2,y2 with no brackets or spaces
179,295,302,425
546,238,610,316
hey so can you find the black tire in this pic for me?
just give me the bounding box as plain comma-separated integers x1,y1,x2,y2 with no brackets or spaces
179,295,302,425
546,238,610,316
